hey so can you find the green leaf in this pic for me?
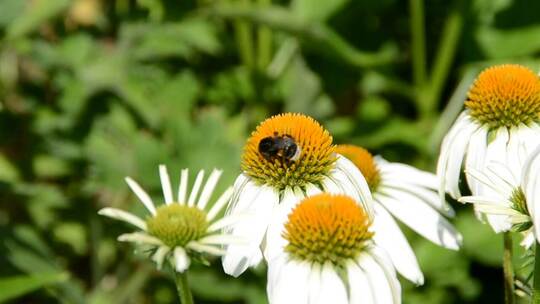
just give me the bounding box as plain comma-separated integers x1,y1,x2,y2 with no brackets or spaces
0,153,20,183
7,0,71,39
477,25,540,58
0,272,69,303
291,0,349,21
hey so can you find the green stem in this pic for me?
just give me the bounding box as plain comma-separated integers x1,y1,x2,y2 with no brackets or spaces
256,0,272,71
409,0,426,87
233,0,255,68
533,242,540,304
175,271,194,304
503,232,515,304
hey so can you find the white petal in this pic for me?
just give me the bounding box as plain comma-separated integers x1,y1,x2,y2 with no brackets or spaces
377,159,438,190
361,247,401,304
125,177,156,215
207,187,234,221
187,241,226,256
187,170,205,206
465,127,488,195
118,232,163,246
268,259,310,304
177,169,189,204
334,155,374,217
315,263,348,304
347,261,374,304
174,247,190,273
197,169,222,210
152,246,170,270
199,234,244,245
159,165,174,205
305,183,322,196
481,128,509,190
98,207,147,231
307,263,322,303
376,189,462,250
445,120,478,198
207,213,247,232
222,183,278,277
524,146,540,242
264,188,303,262
266,255,287,303
371,204,424,285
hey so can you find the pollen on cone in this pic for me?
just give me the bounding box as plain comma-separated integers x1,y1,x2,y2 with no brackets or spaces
241,113,336,189
465,64,540,127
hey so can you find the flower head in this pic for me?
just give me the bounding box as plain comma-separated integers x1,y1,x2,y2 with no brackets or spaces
267,193,400,304
222,113,373,277
337,144,462,285
437,64,540,202
99,165,239,273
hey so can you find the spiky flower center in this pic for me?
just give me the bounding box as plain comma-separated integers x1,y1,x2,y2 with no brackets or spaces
283,193,373,266
241,113,336,190
465,64,540,128
335,144,381,191
147,204,208,248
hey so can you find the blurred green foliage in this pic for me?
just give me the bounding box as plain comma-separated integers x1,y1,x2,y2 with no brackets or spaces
1,0,539,303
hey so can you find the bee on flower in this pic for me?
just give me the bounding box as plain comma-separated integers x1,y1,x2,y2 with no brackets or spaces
437,64,540,229
98,165,241,273
222,113,374,277
267,193,400,304
336,144,462,285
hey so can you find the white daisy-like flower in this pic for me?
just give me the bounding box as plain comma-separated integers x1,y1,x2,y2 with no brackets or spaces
459,145,540,247
99,165,241,273
222,113,373,277
437,64,540,218
336,144,462,285
267,193,400,304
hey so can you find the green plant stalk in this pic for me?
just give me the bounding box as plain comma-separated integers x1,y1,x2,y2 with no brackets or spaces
534,243,540,304
409,0,426,87
256,0,272,71
233,0,255,68
175,271,194,304
503,232,515,304
423,4,463,118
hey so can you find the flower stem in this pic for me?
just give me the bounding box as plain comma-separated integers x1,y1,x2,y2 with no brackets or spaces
503,232,515,304
175,271,194,304
534,242,540,303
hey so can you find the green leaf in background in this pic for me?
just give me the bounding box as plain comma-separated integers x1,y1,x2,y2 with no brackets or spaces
291,0,349,21
0,272,68,303
477,25,540,59
6,0,71,39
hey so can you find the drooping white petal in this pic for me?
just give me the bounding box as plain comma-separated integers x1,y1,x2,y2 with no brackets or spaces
197,169,223,210
365,246,401,304
177,169,189,204
159,165,174,205
268,259,310,304
347,260,374,304
125,177,156,215
482,127,509,184
524,145,540,242
465,127,488,195
174,247,190,273
334,155,374,217
266,255,287,304
458,195,509,206
305,183,322,196
358,252,400,304
264,187,304,262
377,159,438,190
375,189,462,250
222,182,278,277
207,213,247,232
187,170,205,206
315,263,348,304
199,234,244,245
207,187,234,221
118,232,163,246
98,207,147,231
371,204,424,285
187,241,226,256
307,263,322,303
152,246,170,270
445,119,478,199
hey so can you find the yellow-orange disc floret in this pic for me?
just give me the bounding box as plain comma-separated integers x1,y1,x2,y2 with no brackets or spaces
465,64,540,128
241,113,336,190
335,144,381,191
283,193,373,266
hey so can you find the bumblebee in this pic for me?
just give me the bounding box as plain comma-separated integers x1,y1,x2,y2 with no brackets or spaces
258,133,301,163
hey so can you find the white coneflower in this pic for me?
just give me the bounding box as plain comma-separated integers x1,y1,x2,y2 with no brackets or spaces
336,144,461,285
222,113,373,277
266,193,400,304
459,145,540,247
99,165,240,273
437,64,540,210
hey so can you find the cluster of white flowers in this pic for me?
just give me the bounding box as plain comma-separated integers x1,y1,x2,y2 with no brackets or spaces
98,63,540,304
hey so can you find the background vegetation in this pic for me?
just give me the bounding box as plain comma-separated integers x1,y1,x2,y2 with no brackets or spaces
1,0,540,303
